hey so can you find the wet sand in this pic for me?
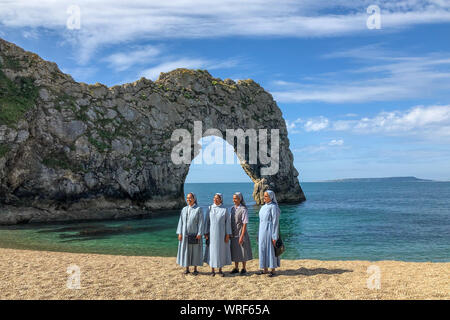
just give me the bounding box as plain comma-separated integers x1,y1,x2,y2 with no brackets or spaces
0,248,448,299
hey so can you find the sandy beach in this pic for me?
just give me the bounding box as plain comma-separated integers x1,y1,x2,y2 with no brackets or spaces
0,248,448,300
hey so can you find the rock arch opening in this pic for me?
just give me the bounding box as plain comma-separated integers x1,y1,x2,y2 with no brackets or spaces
173,119,306,206
185,136,253,184
183,135,253,204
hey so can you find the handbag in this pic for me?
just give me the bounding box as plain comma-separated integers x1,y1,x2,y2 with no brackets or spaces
273,213,285,257
275,235,285,257
185,207,199,245
187,234,199,244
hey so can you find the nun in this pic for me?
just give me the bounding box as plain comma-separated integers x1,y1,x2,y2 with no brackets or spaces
257,190,281,277
176,192,204,275
204,193,232,277
229,192,253,275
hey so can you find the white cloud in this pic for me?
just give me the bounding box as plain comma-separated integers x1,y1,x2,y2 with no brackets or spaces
287,117,326,133
272,47,450,103
1,1,450,63
285,118,303,133
334,105,450,135
304,116,329,132
140,59,206,80
285,119,297,131
99,44,240,81
272,80,300,87
22,29,39,39
329,139,344,146
103,45,162,71
294,139,346,154
139,57,238,80
287,105,450,140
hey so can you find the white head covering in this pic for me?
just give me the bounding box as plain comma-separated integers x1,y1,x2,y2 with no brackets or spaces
214,193,223,204
186,192,197,206
233,192,246,207
265,190,280,214
265,190,278,204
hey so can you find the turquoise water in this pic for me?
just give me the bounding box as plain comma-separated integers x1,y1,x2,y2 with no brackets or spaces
0,182,449,261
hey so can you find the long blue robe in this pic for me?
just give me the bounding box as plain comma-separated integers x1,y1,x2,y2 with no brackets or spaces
230,205,253,262
176,204,204,267
258,203,281,269
204,204,232,268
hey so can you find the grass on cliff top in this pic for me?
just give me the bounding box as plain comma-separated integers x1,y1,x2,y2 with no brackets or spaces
0,61,38,126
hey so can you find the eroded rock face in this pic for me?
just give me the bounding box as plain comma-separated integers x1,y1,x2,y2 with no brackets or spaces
0,38,306,224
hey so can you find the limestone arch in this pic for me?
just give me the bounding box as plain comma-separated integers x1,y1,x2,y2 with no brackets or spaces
0,37,305,221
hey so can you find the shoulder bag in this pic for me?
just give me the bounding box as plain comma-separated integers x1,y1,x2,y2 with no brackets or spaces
186,207,199,244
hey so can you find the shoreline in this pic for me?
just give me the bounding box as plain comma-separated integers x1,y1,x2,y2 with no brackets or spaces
1,245,448,263
1,248,448,300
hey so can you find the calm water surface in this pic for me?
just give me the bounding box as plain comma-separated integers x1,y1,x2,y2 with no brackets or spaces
0,182,449,261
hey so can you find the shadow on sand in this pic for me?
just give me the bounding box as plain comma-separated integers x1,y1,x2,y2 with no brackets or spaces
180,267,353,277
234,268,353,277
275,267,353,276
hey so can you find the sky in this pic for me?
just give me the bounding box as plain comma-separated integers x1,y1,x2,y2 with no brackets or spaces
1,0,449,182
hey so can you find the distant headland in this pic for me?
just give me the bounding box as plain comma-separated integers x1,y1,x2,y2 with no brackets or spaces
322,176,434,182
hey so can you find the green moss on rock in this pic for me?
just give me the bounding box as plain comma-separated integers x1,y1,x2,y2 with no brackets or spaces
88,136,110,152
0,143,10,158
43,151,83,171
0,69,38,126
1,55,21,71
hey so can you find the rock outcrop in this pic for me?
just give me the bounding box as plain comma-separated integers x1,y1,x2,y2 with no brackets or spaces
0,38,306,224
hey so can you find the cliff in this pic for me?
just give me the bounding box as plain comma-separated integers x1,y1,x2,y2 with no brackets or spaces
0,38,305,224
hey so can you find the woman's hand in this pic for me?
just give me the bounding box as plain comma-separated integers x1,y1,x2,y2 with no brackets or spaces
239,235,244,245
205,234,209,240
196,235,201,240
272,239,276,247
225,234,230,243
178,234,182,241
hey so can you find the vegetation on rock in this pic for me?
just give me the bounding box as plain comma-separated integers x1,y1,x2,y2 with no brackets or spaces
0,66,38,126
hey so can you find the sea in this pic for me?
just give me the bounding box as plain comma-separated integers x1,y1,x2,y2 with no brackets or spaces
0,181,449,262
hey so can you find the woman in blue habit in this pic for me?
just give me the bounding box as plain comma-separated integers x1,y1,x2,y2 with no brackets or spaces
204,193,232,277
257,190,281,277
176,192,204,275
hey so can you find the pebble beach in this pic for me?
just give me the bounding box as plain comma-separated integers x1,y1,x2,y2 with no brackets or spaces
0,248,448,300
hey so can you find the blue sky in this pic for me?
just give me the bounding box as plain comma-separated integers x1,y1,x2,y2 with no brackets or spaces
1,1,450,182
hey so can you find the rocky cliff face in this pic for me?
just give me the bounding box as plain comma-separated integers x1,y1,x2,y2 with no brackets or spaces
0,38,305,224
